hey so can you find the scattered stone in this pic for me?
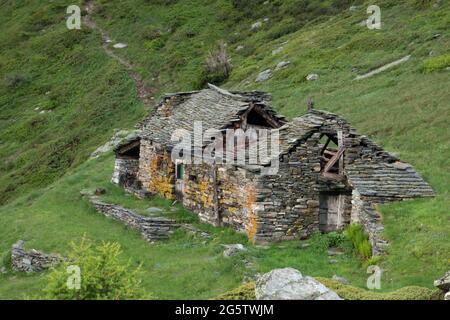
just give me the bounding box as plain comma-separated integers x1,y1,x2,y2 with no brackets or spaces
251,21,262,30
434,271,450,293
332,275,349,285
275,61,291,70
429,50,435,57
180,224,210,238
255,69,272,82
445,292,450,300
329,259,338,264
300,243,310,249
327,247,344,256
11,240,62,273
255,268,342,300
272,46,283,55
235,45,244,52
263,18,269,22
349,5,360,11
306,73,319,81
223,244,247,257
95,187,106,195
351,67,359,73
0,267,7,274
145,207,163,214
113,43,127,49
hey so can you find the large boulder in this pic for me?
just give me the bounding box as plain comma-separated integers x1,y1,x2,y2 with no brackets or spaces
255,268,342,300
434,271,450,292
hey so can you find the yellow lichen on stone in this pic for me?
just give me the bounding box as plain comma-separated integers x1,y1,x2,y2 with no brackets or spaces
244,184,257,241
147,152,175,199
198,179,214,208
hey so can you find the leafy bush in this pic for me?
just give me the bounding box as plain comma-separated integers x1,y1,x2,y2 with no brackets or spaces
141,26,163,40
422,54,450,73
41,238,152,300
344,224,372,259
199,41,232,87
4,73,29,89
326,231,346,247
309,232,330,251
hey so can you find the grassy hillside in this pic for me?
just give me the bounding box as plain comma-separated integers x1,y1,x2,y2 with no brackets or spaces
0,0,448,298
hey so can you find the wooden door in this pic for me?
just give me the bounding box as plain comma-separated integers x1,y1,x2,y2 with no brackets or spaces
319,194,344,232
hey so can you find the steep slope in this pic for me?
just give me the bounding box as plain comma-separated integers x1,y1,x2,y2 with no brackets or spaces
0,0,448,298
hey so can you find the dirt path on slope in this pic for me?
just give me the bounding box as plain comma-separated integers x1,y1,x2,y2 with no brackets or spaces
83,1,157,107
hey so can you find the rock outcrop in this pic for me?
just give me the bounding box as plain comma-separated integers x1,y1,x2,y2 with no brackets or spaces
255,268,342,300
256,69,272,82
434,271,450,293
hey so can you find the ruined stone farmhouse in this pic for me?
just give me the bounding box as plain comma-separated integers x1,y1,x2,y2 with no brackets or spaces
112,84,434,254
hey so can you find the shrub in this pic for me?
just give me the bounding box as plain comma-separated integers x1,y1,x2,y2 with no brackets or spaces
4,73,29,89
309,232,329,251
326,231,346,247
141,26,163,40
199,41,232,87
41,238,152,300
422,54,450,73
344,224,372,259
363,255,381,269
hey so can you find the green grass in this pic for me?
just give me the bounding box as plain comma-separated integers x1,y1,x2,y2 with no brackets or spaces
0,0,449,299
0,153,368,299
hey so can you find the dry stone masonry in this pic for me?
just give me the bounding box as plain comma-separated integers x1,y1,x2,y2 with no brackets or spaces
87,197,178,242
11,240,61,273
111,85,434,255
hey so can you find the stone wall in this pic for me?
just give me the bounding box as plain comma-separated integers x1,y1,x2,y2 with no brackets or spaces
253,133,322,242
351,190,389,255
11,240,61,272
111,157,140,191
89,197,178,242
182,163,258,238
138,139,175,199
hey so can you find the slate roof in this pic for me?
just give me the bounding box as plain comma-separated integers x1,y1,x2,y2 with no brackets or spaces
275,109,434,199
138,84,285,148
346,160,434,198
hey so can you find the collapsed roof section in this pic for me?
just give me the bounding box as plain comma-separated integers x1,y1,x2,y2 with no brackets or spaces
275,109,434,198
